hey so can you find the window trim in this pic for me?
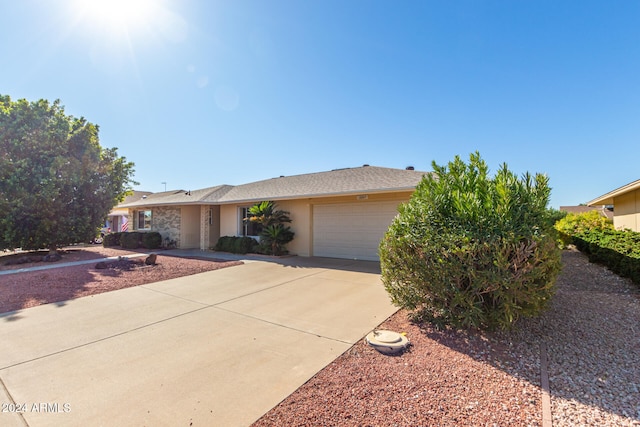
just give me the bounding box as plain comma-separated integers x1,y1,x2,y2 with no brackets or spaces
239,206,262,237
137,209,152,230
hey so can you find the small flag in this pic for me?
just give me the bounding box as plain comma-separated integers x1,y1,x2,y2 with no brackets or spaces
121,217,129,232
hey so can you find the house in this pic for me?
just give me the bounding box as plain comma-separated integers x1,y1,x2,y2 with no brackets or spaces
103,190,153,234
588,178,640,231
118,165,428,261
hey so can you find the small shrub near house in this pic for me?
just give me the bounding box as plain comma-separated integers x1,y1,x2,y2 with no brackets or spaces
103,232,123,247
141,232,162,249
380,152,562,330
121,232,142,249
214,236,259,254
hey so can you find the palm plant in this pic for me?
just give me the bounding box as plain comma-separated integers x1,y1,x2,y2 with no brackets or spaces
247,201,292,227
246,201,294,255
260,224,295,255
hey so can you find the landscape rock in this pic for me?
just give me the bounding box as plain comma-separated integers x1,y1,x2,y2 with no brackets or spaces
42,253,62,262
145,253,158,265
4,256,35,266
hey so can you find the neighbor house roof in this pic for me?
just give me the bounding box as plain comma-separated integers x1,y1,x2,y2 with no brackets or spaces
216,165,428,204
560,205,614,220
118,166,427,208
588,178,640,206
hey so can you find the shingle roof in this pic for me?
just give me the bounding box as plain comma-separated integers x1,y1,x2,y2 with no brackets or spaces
118,185,233,208
216,166,428,204
119,166,428,208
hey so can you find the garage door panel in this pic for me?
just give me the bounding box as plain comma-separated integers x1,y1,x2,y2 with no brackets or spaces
312,201,400,261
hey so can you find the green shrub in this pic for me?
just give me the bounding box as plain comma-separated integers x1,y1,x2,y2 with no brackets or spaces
121,232,142,249
214,236,258,254
214,236,234,252
141,232,162,249
246,201,295,255
566,225,640,284
103,232,123,247
258,224,295,255
380,152,562,330
554,210,613,248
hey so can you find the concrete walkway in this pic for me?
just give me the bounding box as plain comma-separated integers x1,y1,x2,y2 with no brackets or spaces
0,254,397,426
0,253,148,276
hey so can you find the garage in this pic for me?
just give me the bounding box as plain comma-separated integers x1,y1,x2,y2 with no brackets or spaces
312,201,401,261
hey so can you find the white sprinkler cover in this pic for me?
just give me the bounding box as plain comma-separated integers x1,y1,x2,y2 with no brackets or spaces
366,330,409,355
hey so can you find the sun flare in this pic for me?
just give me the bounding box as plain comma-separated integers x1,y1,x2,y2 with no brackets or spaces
73,0,157,38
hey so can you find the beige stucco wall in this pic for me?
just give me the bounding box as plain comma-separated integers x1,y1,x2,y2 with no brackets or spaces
180,205,201,248
613,189,640,231
218,191,413,257
219,204,240,240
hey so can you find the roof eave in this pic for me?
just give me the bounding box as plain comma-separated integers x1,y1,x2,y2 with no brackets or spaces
218,186,418,205
118,200,215,209
588,179,640,206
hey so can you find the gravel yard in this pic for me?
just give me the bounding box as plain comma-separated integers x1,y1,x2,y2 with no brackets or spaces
253,250,640,426
0,246,242,314
1,247,638,426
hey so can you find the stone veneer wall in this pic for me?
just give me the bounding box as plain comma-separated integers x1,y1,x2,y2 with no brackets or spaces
151,206,181,247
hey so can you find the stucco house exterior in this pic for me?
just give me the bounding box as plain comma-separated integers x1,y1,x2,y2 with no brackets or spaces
588,178,640,232
118,165,427,261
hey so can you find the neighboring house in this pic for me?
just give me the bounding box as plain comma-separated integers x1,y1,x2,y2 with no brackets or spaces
118,165,427,261
588,178,640,231
559,205,613,220
104,191,153,234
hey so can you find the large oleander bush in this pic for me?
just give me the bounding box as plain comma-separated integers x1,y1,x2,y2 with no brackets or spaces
380,152,562,330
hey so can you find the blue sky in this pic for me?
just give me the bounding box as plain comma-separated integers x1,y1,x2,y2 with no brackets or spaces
2,0,639,208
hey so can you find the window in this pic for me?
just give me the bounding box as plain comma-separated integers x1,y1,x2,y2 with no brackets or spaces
240,207,262,236
137,210,152,230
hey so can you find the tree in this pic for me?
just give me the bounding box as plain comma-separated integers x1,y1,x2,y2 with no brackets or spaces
246,201,294,255
379,152,562,330
0,95,136,252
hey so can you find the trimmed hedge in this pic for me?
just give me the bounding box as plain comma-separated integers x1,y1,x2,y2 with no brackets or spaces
103,231,163,249
121,232,142,249
142,232,162,249
555,211,640,285
103,232,123,247
214,236,259,254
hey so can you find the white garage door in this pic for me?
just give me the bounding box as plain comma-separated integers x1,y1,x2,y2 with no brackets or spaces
312,201,401,261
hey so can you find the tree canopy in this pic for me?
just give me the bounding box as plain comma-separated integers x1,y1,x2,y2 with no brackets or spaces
0,95,136,251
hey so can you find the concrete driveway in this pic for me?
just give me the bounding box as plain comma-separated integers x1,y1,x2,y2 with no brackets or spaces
0,257,397,426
